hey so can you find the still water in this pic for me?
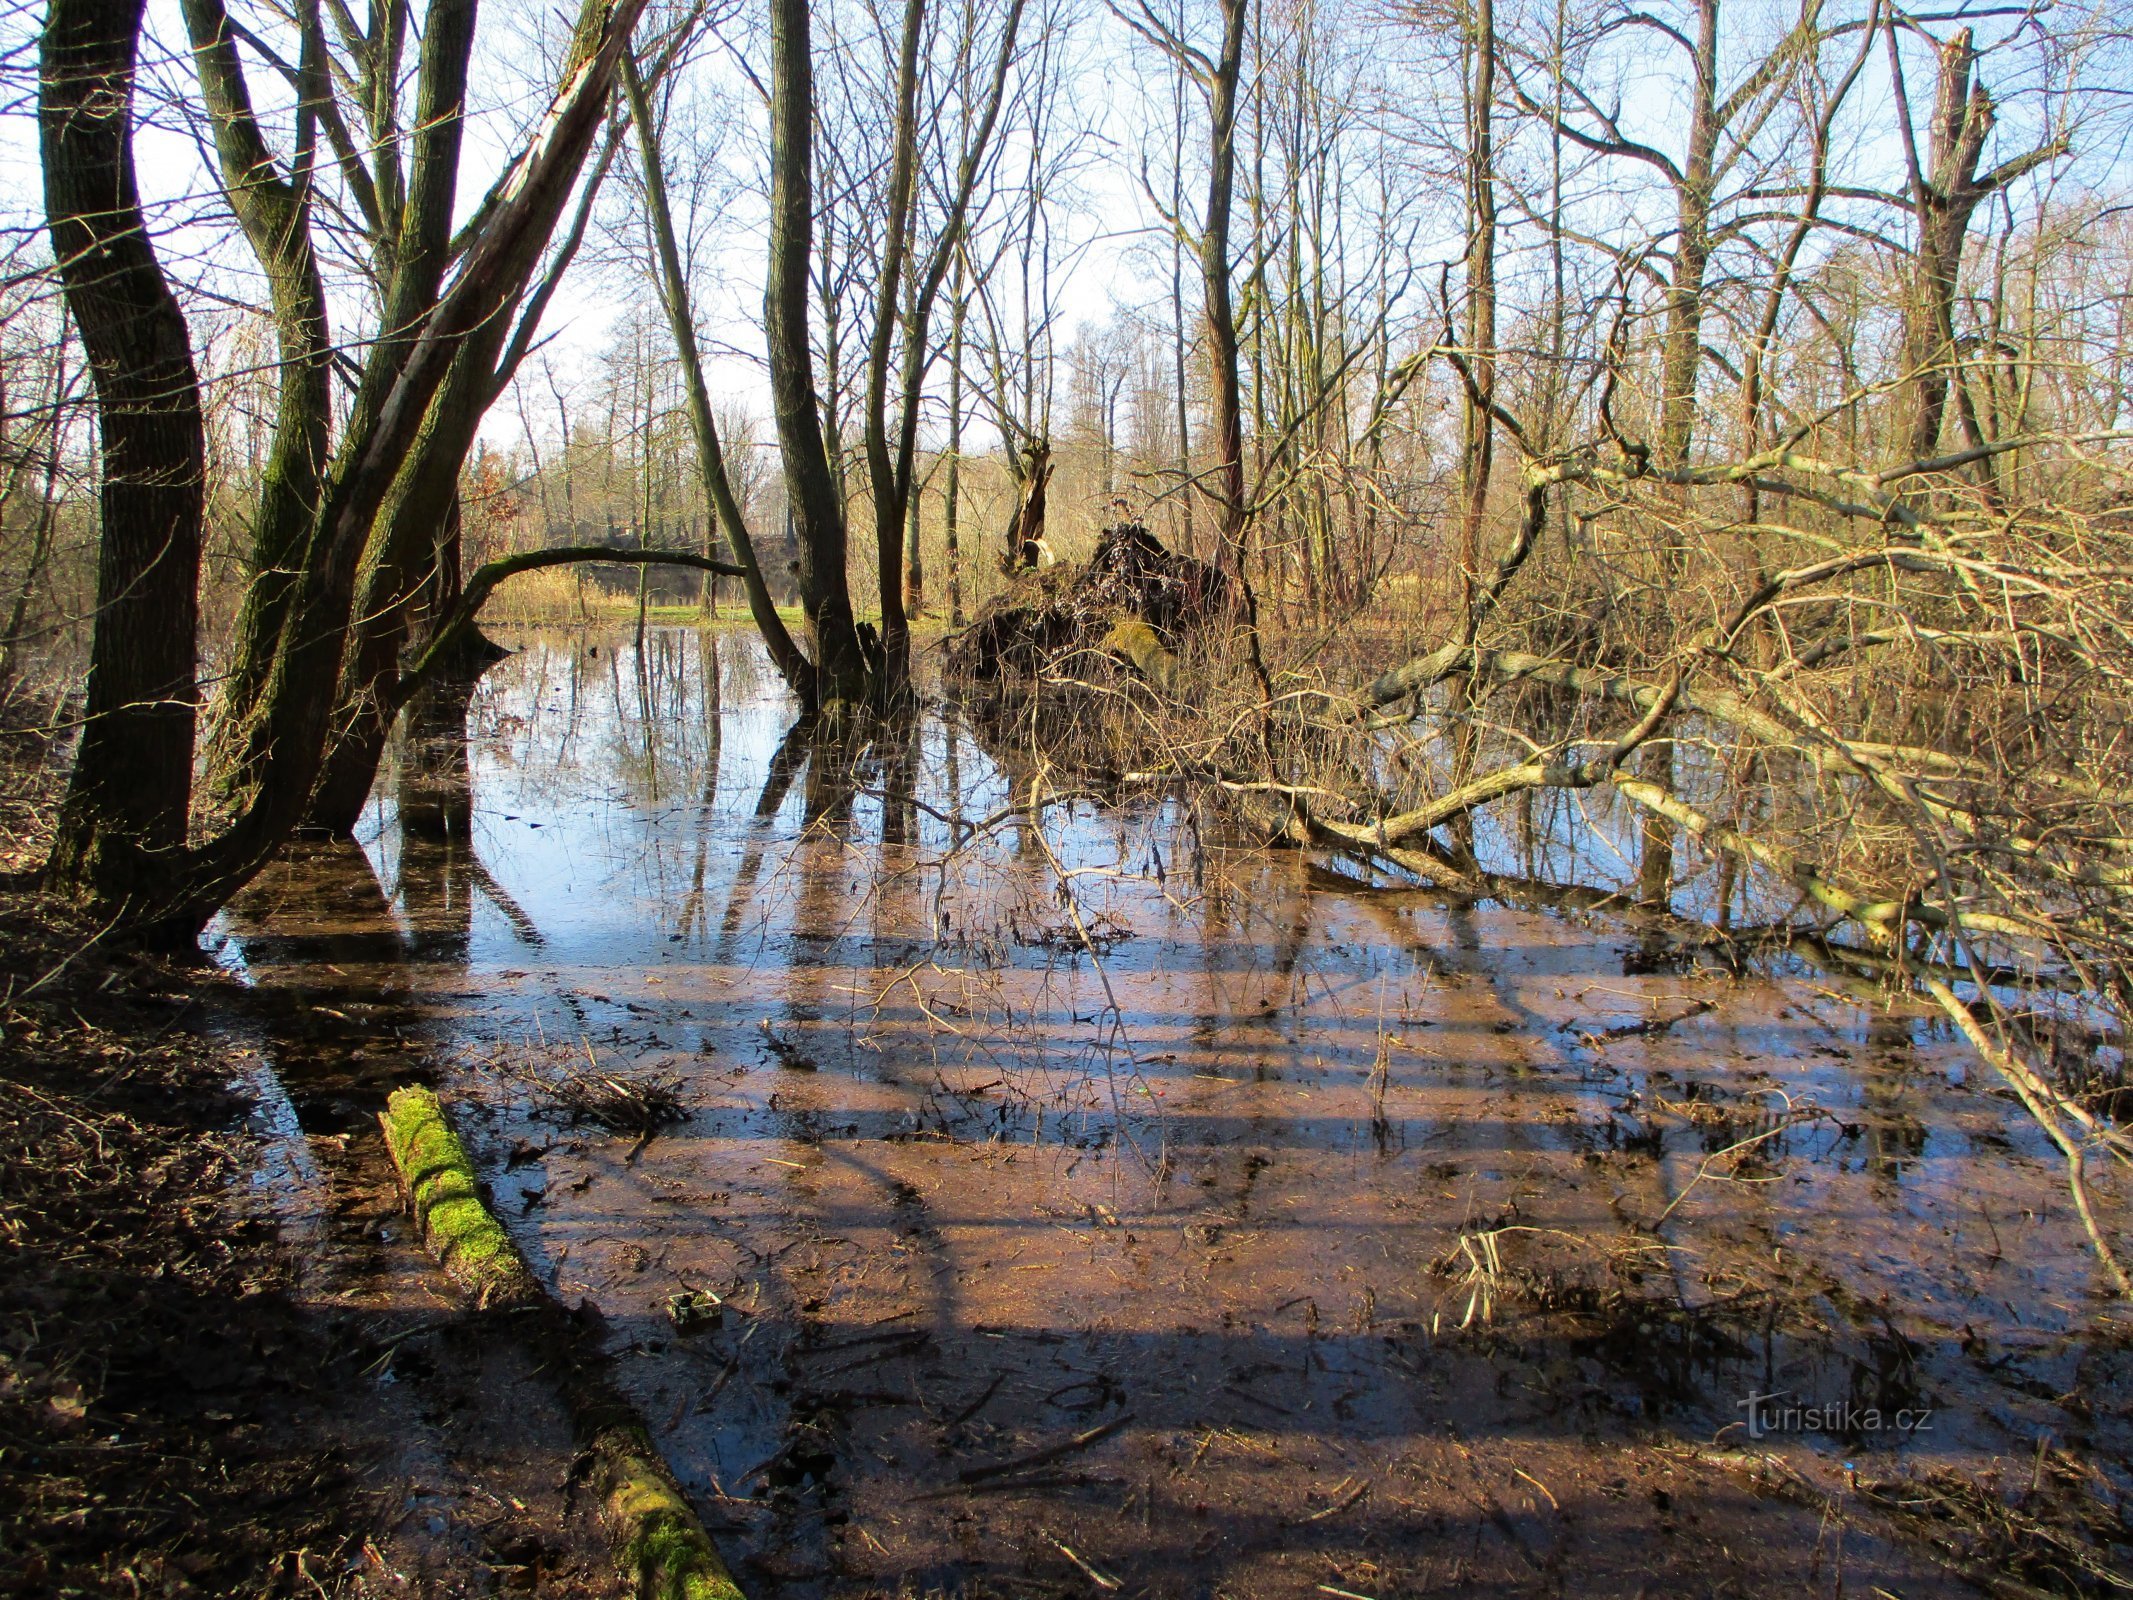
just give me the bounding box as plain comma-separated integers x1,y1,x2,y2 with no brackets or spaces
215,627,2129,1597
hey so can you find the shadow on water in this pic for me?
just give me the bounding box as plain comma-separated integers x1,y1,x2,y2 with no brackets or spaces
210,626,2133,1598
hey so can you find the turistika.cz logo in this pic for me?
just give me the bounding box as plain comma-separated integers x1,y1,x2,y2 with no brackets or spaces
1736,1391,1934,1440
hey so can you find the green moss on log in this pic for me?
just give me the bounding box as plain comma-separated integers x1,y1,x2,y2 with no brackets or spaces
378,1086,538,1308
597,1426,746,1600
379,1087,744,1595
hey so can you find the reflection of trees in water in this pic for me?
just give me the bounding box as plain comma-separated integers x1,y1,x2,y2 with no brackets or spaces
573,628,731,807
394,668,545,962
397,673,473,844
219,840,428,1126
714,717,814,952
673,633,723,943
225,839,410,999
396,678,475,964
1860,1011,1929,1185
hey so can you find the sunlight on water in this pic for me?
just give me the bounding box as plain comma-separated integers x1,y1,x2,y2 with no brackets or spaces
209,625,2129,1597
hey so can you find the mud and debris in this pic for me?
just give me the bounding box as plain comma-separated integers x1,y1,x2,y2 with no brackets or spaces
11,624,2132,1596
0,761,622,1596
213,629,2133,1596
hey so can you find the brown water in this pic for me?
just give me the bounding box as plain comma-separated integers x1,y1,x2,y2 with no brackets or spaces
217,627,2133,1598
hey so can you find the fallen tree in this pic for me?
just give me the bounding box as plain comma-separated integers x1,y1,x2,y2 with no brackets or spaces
379,1085,747,1597
992,423,2133,1297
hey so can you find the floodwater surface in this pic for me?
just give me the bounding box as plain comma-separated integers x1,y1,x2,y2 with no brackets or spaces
217,627,2133,1598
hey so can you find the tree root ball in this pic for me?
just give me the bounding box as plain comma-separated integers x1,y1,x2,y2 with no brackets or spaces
944,522,1233,683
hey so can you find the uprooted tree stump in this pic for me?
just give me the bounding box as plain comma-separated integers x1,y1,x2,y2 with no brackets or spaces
944,522,1234,686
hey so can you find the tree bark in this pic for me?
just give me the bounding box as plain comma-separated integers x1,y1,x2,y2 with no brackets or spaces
1204,0,1248,572
174,0,651,926
181,0,333,809
41,0,208,913
1656,0,1719,475
765,0,867,709
207,0,480,821
1448,0,1499,858
945,252,966,627
862,0,927,692
1005,442,1052,569
304,346,492,835
1887,27,2059,464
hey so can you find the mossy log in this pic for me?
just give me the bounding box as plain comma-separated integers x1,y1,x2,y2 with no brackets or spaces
378,1086,540,1308
595,1424,746,1600
377,1084,749,1598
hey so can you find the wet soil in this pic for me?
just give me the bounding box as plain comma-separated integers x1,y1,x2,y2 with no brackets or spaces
0,758,624,1597
199,627,2133,1599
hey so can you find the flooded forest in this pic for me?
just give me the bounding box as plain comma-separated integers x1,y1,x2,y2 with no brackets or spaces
5,0,2133,1594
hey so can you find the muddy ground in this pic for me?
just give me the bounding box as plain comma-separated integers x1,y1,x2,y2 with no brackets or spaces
0,747,625,1599
7,627,2133,1598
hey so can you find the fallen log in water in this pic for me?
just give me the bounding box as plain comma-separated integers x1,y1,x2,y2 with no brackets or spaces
378,1084,745,1600
379,1086,539,1309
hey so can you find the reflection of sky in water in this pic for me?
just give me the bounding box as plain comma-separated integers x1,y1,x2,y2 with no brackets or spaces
364,631,1028,971
203,625,2130,1590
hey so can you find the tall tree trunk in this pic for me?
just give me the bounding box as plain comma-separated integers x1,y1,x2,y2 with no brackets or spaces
945,253,966,627
1656,0,1719,476
40,0,208,913
1198,0,1274,708
860,0,1025,697
863,0,927,695
1448,0,1497,860
1739,5,1873,534
305,9,662,839
1169,50,1193,559
1886,27,2057,465
1456,0,1496,643
765,0,868,710
1203,0,1248,574
1637,0,1723,908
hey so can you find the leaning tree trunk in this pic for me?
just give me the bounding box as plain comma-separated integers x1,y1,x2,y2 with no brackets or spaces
40,0,208,915
180,0,332,811
622,49,814,704
305,347,495,836
166,0,653,932
204,0,481,829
